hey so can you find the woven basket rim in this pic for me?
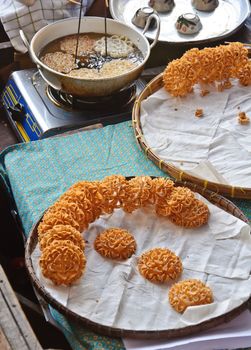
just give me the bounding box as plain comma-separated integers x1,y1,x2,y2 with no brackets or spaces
132,73,251,199
25,179,250,339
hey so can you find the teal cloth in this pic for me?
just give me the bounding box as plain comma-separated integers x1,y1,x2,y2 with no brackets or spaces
0,120,250,350
0,121,164,350
0,121,164,236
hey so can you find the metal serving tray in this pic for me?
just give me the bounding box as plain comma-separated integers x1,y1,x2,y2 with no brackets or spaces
109,0,250,44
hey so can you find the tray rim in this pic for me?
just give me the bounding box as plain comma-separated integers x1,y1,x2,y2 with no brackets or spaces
132,73,251,199
25,179,250,339
109,0,251,45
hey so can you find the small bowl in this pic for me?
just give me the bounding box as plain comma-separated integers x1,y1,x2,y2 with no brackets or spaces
192,0,219,12
175,13,202,35
132,7,157,29
148,0,175,13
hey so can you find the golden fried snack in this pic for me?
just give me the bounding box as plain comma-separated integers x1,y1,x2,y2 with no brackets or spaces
163,57,196,97
163,42,249,97
155,186,195,217
37,209,81,237
55,200,87,230
155,204,171,217
60,34,95,55
200,89,209,97
169,279,213,313
94,227,136,260
119,176,154,213
102,174,127,189
138,176,156,205
39,224,85,251
195,108,203,118
237,61,251,86
119,180,142,213
222,80,232,90
99,175,127,214
151,177,174,206
38,187,101,238
138,248,183,283
168,198,209,228
68,181,99,197
60,186,102,224
39,240,86,285
167,187,195,214
63,181,103,210
238,111,250,125
38,176,209,246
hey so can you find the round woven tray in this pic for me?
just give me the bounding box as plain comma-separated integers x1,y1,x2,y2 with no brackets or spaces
132,73,251,199
25,180,250,339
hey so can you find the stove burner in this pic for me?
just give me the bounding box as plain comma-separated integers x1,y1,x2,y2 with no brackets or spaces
46,84,137,112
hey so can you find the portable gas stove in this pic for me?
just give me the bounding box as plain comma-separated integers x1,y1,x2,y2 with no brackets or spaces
1,69,145,142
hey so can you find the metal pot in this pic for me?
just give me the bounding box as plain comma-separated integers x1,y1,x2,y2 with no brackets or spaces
20,16,160,97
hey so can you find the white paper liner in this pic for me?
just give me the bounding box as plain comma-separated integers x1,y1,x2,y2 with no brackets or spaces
123,309,251,350
140,81,251,187
31,195,251,331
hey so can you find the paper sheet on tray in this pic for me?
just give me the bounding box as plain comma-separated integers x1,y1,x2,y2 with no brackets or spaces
32,194,251,332
140,81,251,187
123,309,251,350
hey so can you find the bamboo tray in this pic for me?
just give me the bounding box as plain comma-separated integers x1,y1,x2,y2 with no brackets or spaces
133,74,251,199
25,180,250,339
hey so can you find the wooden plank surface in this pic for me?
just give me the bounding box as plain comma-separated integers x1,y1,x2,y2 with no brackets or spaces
0,109,18,152
0,264,42,350
0,327,12,350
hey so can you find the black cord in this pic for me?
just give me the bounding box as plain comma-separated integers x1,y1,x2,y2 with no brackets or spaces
104,1,108,57
74,0,84,63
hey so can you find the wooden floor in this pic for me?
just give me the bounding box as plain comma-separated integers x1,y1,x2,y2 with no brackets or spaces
0,265,43,350
0,108,18,152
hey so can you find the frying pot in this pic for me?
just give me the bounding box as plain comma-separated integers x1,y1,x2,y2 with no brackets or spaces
20,16,160,97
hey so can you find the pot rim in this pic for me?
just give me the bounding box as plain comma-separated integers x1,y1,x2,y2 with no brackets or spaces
30,16,150,82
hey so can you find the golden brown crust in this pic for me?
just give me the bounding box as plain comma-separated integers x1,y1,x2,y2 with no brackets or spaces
62,190,101,225
195,108,203,118
163,42,248,97
37,184,102,237
155,186,195,218
138,248,183,283
37,209,81,237
99,175,127,213
60,34,95,55
37,176,210,284
167,199,210,228
155,186,209,228
151,178,174,206
61,181,103,219
167,187,195,214
238,112,250,125
38,177,209,240
119,176,155,213
200,89,209,97
94,228,136,260
237,61,251,86
169,279,213,313
39,240,86,285
39,224,85,251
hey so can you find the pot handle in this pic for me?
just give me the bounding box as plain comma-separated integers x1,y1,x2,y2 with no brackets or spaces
142,13,160,49
19,29,39,66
